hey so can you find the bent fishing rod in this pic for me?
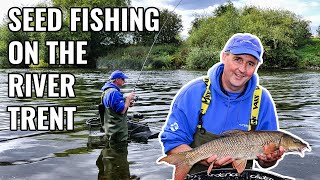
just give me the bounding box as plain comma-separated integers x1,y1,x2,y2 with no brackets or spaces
132,0,183,92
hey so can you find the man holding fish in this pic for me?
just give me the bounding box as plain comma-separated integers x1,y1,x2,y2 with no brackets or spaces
158,33,310,179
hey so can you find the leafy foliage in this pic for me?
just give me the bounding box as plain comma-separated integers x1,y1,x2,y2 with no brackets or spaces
0,1,317,70
97,44,180,69
0,0,184,69
296,38,320,68
51,0,131,68
186,2,312,69
134,9,183,45
186,47,219,69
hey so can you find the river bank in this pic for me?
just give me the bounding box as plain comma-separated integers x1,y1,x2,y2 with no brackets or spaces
0,69,319,179
95,38,320,70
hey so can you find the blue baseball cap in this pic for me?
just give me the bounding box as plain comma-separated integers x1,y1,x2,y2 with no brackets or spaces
109,70,128,80
224,33,263,63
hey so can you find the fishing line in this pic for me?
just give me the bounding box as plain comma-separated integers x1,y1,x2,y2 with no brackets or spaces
129,1,184,140
133,0,183,92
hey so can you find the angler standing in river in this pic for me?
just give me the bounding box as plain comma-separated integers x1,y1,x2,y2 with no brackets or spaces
159,33,285,176
100,70,135,147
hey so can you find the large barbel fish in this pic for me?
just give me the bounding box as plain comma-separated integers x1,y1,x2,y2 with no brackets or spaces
158,130,311,180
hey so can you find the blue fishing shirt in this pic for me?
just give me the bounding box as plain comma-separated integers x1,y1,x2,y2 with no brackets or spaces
101,82,125,113
160,63,278,153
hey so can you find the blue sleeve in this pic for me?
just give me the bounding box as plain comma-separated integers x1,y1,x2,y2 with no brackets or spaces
160,104,195,153
160,81,203,154
257,88,279,130
103,90,125,113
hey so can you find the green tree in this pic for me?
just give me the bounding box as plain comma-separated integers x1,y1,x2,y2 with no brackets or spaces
185,3,311,69
240,7,311,67
51,0,131,68
0,25,12,68
187,2,240,49
188,14,209,35
213,1,237,17
0,0,131,68
134,9,183,45
0,16,33,68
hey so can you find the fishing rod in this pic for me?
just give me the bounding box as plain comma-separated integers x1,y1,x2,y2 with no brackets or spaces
127,0,184,139
132,0,183,92
87,1,185,146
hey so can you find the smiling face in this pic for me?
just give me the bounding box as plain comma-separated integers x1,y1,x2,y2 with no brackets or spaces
221,52,259,92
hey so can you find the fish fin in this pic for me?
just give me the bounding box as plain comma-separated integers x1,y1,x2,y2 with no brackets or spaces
232,159,247,174
158,153,192,180
222,130,246,136
207,162,214,175
263,142,278,155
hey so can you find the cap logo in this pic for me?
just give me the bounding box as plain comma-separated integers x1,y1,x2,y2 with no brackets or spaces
239,40,258,48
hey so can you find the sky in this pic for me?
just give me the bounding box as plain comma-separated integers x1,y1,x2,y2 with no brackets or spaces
1,0,319,37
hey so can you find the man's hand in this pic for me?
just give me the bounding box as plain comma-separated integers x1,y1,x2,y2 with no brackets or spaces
121,92,135,114
199,155,233,175
127,92,135,107
200,155,233,168
126,92,135,101
129,100,134,107
257,144,285,168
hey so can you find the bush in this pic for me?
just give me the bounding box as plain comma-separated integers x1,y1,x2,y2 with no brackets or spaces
29,59,49,68
97,45,180,69
186,3,312,69
186,47,219,69
296,38,320,68
96,57,144,69
0,56,9,68
151,44,179,56
263,48,299,68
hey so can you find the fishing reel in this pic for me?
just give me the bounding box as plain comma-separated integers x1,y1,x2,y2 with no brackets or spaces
134,95,139,102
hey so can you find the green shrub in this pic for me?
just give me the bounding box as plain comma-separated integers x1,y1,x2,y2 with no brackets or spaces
148,54,173,69
97,44,180,69
186,47,219,69
186,3,311,69
263,48,299,68
0,56,9,68
96,57,144,69
29,59,49,68
296,38,320,68
151,44,179,56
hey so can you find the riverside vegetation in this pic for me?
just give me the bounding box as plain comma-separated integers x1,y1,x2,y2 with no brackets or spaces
0,1,319,70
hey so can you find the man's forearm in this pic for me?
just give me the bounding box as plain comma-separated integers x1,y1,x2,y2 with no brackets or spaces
167,144,192,155
121,98,131,114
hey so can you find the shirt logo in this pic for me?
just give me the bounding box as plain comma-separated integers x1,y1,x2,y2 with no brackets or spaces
170,122,179,132
239,124,248,128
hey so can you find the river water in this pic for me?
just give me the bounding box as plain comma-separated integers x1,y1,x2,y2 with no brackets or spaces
0,68,319,180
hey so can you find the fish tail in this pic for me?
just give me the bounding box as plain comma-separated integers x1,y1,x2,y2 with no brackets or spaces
158,152,192,180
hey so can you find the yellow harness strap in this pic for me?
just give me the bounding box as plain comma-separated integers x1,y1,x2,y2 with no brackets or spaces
200,77,262,131
248,85,262,131
198,77,212,130
100,88,116,103
201,77,212,115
